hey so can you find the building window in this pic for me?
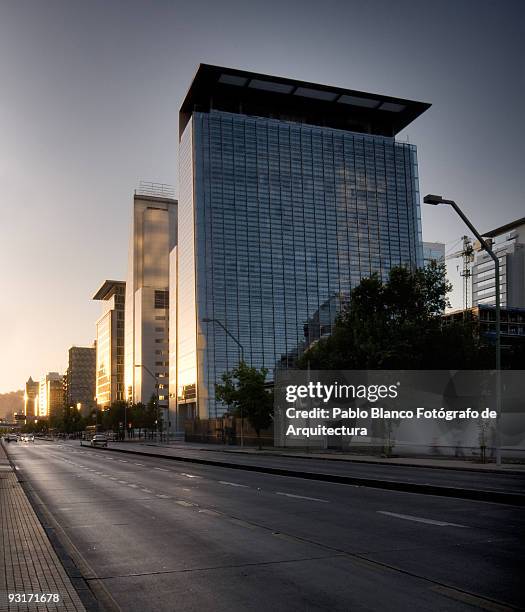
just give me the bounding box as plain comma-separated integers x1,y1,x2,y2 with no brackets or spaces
154,290,169,309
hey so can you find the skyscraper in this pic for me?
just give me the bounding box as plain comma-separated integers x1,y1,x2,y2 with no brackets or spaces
124,184,177,422
93,280,126,408
176,65,429,418
24,377,39,419
64,345,96,416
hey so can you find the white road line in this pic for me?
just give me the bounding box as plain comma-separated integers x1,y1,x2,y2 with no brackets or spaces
134,463,144,466
275,492,329,503
181,473,200,479
118,480,128,484
154,467,169,472
219,481,249,488
156,494,171,499
377,511,469,527
118,460,128,463
109,477,117,480
141,488,152,493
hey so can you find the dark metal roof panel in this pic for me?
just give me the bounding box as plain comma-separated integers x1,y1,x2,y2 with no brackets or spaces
179,64,431,139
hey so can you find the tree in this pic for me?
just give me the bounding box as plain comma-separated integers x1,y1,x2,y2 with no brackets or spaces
215,362,273,449
298,263,491,370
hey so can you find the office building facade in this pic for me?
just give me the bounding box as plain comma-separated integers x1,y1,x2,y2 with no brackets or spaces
93,280,126,408
124,186,177,420
38,372,63,419
24,377,39,418
423,241,445,266
472,217,525,308
176,65,428,418
64,346,96,416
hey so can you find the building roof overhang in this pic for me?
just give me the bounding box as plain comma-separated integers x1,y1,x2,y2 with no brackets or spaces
180,64,431,139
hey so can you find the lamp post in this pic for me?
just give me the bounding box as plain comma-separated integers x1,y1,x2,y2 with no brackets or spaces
134,363,164,442
202,318,245,447
423,194,502,465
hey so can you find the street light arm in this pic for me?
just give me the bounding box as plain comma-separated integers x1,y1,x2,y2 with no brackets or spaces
442,200,498,267
203,318,244,361
134,363,157,383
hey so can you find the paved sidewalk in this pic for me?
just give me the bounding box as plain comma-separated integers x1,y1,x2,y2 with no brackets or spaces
0,442,86,612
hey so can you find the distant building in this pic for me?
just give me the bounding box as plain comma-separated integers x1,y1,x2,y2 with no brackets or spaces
38,372,63,419
124,184,177,421
443,304,525,349
24,377,39,418
93,280,126,408
472,217,525,308
423,241,445,266
64,346,96,416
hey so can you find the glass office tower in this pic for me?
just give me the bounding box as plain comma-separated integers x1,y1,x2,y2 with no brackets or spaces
176,65,429,418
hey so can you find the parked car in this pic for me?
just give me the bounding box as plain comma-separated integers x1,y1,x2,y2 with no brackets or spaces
20,434,35,442
5,433,18,442
90,434,108,448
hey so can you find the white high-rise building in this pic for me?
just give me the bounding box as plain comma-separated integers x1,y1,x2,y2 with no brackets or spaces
124,184,177,426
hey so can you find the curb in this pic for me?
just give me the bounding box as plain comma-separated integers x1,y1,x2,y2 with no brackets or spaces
82,443,525,506
134,443,525,476
2,440,120,612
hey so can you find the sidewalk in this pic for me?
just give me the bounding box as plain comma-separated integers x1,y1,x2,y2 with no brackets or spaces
0,442,87,612
110,438,525,474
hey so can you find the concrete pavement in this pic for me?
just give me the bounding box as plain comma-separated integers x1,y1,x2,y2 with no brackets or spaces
0,441,87,612
5,440,525,611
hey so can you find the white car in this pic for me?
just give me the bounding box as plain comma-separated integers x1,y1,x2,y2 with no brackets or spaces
90,434,108,448
20,434,35,442
5,433,18,442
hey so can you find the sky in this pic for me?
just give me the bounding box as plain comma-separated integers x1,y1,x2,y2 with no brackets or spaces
0,0,523,393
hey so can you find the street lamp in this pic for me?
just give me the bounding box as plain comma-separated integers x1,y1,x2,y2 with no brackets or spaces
202,318,245,447
135,363,165,442
423,194,502,465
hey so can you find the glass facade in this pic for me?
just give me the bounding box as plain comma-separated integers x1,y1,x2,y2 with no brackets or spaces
178,109,423,417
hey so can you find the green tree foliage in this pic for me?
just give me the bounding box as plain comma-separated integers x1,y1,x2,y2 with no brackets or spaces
298,263,492,370
215,362,273,449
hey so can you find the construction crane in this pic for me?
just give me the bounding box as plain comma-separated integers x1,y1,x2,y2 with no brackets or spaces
445,236,474,310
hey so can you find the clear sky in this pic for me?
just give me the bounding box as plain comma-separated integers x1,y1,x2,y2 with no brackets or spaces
0,0,523,393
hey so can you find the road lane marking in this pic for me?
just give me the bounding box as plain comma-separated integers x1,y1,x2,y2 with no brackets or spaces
118,480,128,484
154,467,169,472
109,477,117,480
134,463,144,466
275,492,329,503
219,481,249,488
128,484,138,488
377,511,469,527
176,500,197,507
181,473,200,478
156,494,171,499
141,488,152,493
118,460,128,463
431,585,514,611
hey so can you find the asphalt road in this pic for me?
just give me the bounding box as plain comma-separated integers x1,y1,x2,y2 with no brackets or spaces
7,440,525,612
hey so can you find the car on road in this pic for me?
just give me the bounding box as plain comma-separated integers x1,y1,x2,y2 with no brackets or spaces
4,433,18,442
20,434,35,442
90,434,108,448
